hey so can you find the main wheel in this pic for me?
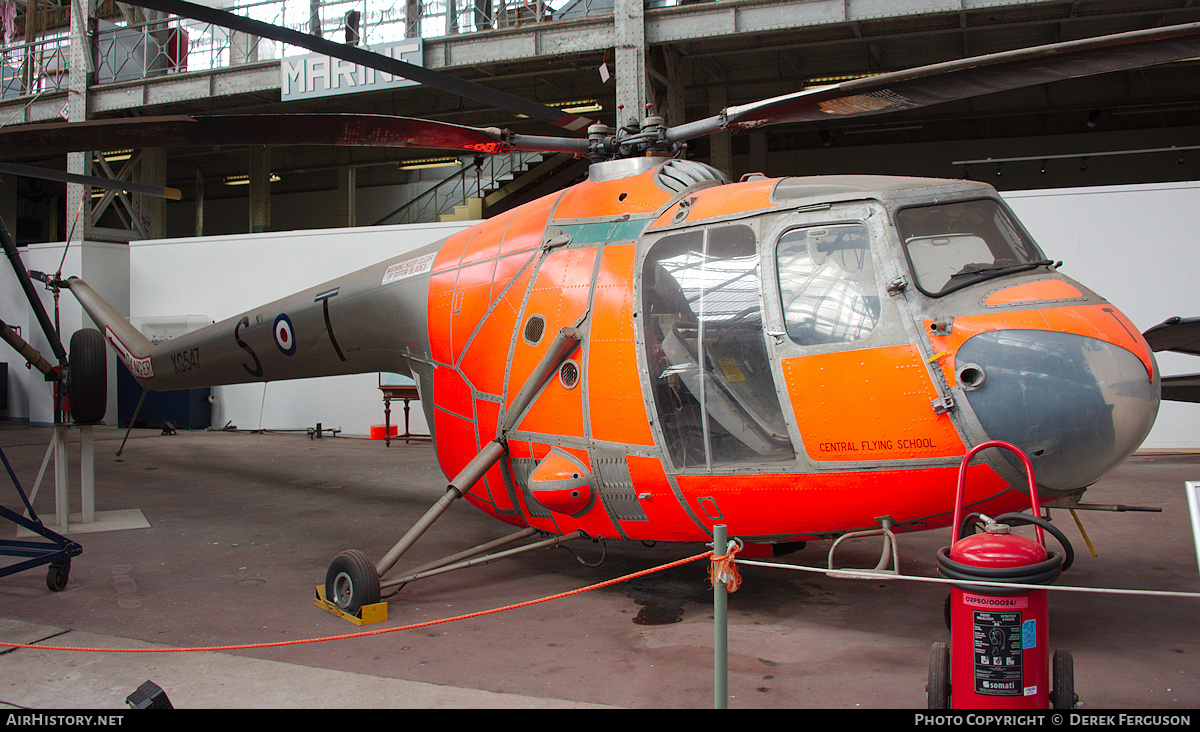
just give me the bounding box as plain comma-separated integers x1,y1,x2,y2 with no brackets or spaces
324,550,380,616
1052,649,1076,709
928,641,950,708
69,328,107,425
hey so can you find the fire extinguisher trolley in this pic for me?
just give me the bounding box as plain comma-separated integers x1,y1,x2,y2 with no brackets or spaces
929,440,1076,709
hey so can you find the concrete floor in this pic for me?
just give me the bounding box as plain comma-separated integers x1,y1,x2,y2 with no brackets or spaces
0,422,1197,710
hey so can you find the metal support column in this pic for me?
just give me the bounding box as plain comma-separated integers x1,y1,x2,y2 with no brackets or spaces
707,69,732,177
66,0,95,244
80,425,94,524
53,425,68,529
249,146,271,233
614,0,646,126
137,148,168,240
337,160,356,228
194,168,204,237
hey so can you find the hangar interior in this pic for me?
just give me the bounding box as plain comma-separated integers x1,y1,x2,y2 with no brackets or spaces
0,0,1198,711
2,0,1200,434
0,0,1199,239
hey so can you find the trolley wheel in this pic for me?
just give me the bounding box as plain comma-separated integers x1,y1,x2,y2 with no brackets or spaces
46,562,70,592
68,328,107,425
324,550,380,616
1052,649,1076,709
927,641,951,708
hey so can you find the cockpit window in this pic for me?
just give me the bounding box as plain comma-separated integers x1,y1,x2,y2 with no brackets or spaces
897,198,1049,297
776,223,879,345
642,224,796,470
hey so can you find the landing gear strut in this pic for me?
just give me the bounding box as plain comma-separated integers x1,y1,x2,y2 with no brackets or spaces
319,327,585,620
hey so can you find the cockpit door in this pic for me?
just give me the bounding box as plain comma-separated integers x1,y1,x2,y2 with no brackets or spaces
761,201,968,465
639,221,797,472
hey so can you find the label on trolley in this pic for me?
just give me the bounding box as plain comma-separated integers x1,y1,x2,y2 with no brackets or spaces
973,610,1024,696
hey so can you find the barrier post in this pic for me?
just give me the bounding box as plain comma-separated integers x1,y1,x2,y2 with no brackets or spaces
714,524,728,709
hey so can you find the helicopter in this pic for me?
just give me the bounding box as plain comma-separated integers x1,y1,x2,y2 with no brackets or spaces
4,0,1200,617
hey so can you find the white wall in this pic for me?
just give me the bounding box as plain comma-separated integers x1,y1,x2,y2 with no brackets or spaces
1002,182,1200,450
128,221,472,436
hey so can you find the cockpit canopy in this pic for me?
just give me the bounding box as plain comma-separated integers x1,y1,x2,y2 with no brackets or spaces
896,198,1049,297
637,178,1054,474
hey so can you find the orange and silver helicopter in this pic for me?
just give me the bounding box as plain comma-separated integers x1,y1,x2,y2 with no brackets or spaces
4,1,1200,616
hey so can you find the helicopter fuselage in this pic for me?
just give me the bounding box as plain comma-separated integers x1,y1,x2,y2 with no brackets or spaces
71,157,1160,545
420,157,1159,543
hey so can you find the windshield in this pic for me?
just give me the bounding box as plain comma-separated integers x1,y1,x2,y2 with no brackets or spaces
896,198,1048,297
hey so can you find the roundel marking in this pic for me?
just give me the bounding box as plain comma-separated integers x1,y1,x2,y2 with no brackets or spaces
274,313,297,356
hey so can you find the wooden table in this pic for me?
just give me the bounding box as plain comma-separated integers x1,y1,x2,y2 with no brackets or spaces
380,384,431,446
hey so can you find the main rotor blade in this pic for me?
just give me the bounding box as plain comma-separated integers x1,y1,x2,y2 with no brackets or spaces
0,114,590,158
119,0,594,132
0,162,181,199
1161,373,1200,403
1143,316,1200,356
667,22,1200,141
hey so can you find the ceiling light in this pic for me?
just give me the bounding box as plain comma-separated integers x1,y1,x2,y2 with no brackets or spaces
516,100,603,119
223,174,280,185
558,100,602,114
95,149,133,162
803,72,884,88
398,157,462,170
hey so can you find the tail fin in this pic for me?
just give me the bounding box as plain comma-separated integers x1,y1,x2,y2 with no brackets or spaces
67,277,157,381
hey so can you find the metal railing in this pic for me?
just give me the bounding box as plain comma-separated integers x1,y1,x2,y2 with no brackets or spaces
0,32,70,100
377,151,546,224
0,0,648,99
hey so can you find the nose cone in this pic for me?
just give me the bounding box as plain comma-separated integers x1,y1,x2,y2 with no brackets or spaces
956,329,1159,495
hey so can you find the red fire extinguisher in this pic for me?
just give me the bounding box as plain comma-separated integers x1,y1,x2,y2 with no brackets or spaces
928,440,1076,709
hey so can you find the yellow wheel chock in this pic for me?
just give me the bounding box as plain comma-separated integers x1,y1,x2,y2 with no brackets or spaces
314,585,388,625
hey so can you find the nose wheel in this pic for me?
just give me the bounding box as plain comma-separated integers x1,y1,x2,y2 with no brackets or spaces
324,550,380,616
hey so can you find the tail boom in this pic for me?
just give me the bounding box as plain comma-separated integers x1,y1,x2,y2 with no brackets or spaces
67,245,438,392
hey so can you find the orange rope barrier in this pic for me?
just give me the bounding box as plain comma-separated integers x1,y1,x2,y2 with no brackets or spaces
0,550,714,654
708,542,741,593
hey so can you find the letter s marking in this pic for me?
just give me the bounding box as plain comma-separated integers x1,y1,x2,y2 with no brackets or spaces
236,316,264,378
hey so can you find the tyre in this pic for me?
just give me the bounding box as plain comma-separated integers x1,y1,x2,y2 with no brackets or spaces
69,328,107,424
928,641,950,708
324,550,380,616
46,562,69,592
1052,649,1075,709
